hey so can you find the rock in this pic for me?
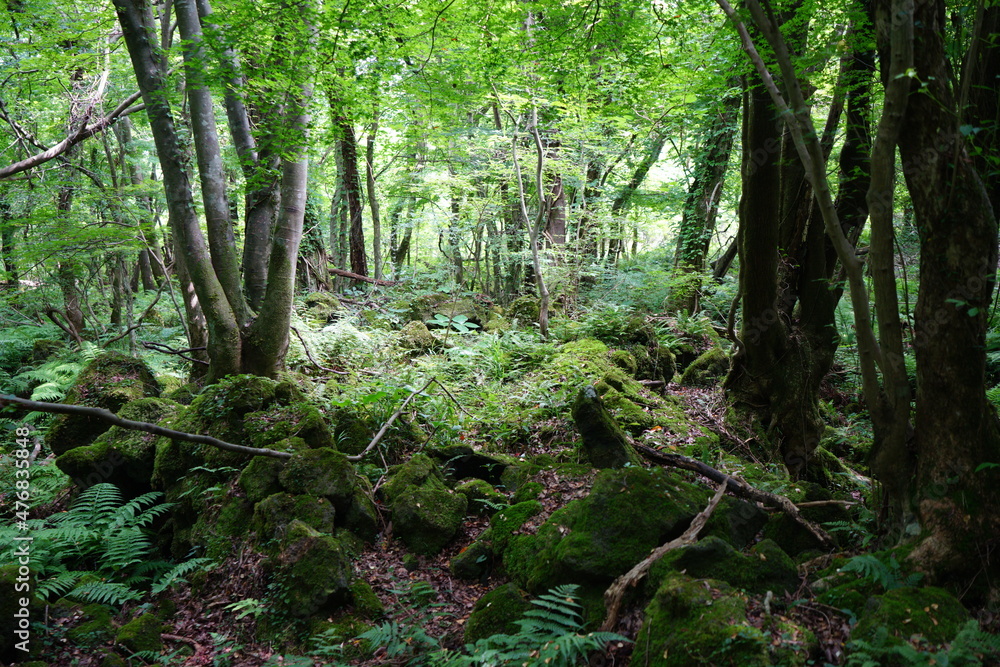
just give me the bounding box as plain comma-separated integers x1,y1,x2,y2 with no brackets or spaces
278,448,356,503
383,454,468,554
633,344,677,384
239,452,292,504
464,583,532,643
116,612,163,654
426,444,511,485
397,320,443,353
504,468,708,591
253,493,336,541
271,520,352,617
348,581,384,619
571,385,639,468
304,291,341,322
64,603,115,647
55,398,181,498
455,479,507,516
852,586,971,650
31,338,62,363
506,296,541,323
609,349,638,376
450,540,494,581
342,481,379,542
679,347,730,386
632,573,812,666
244,402,334,450
650,536,800,595
700,496,769,549
45,352,161,456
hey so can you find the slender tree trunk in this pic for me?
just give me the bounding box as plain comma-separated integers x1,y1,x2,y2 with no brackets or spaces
608,131,666,262
366,121,382,281
331,111,367,277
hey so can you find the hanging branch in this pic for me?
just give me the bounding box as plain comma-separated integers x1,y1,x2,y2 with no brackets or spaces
347,378,435,462
0,394,291,459
634,441,835,549
140,341,209,365
601,480,728,631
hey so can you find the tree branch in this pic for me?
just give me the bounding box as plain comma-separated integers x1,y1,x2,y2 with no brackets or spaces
0,394,291,459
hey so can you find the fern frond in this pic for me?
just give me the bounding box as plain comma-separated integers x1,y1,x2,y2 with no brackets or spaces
69,581,143,606
151,558,213,595
36,571,86,600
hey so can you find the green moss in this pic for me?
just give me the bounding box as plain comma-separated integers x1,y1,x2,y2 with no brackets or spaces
31,338,62,362
272,520,353,617
65,603,115,647
304,291,342,322
506,295,541,323
382,453,443,499
601,387,655,435
816,582,869,618
348,581,384,619
398,320,441,353
853,586,971,647
632,573,770,666
571,385,639,468
650,536,798,595
343,483,380,542
512,481,543,503
609,349,638,376
327,404,374,456
450,540,494,581
244,402,334,450
679,347,730,387
488,500,543,553
45,352,161,455
508,468,708,592
253,493,336,542
116,612,163,654
762,481,852,556
464,583,532,643
239,454,290,504
455,478,507,516
700,496,769,549
55,397,181,498
278,448,357,503
390,484,468,555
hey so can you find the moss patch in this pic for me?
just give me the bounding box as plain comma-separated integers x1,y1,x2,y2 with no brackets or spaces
651,536,799,595
852,586,971,647
253,493,336,542
278,448,356,503
116,612,163,654
679,347,730,386
464,583,532,643
271,520,353,617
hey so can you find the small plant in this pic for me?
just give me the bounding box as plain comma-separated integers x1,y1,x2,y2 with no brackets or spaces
845,619,1000,666
839,553,923,591
427,313,481,334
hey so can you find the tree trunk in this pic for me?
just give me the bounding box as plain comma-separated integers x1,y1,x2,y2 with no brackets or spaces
885,0,1000,591
366,121,382,281
607,131,666,263
331,111,367,277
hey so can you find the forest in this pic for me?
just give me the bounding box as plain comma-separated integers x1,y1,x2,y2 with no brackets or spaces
1,0,1000,664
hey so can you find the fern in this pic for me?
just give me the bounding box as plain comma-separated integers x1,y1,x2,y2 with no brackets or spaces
846,619,1000,666
151,558,213,595
70,581,143,606
840,554,922,591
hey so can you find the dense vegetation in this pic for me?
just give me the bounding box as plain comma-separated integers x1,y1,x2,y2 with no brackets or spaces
1,0,1000,664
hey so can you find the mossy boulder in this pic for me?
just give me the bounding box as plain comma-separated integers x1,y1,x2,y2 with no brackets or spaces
55,398,181,498
116,612,163,654
244,402,334,450
239,453,291,504
679,347,730,386
762,481,851,556
348,581,384,619
455,478,507,516
327,403,374,456
65,603,115,647
398,320,442,353
506,296,541,323
609,349,638,376
253,493,336,541
271,520,353,617
382,454,468,554
304,291,342,322
278,448,356,502
426,444,511,485
851,586,971,653
651,536,799,595
343,483,380,542
700,496,769,549
505,468,709,591
631,573,771,666
45,352,161,456
450,539,495,581
571,385,639,468
464,583,533,643
31,338,62,363
631,344,677,384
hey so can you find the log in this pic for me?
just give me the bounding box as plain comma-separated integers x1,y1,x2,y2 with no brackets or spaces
328,266,397,286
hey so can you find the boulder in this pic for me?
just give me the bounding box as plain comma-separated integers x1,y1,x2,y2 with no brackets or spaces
383,454,467,554
464,583,532,643
270,521,353,617
571,385,639,468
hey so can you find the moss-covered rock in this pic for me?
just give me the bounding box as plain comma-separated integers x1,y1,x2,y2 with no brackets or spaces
55,398,181,498
762,481,851,557
506,296,541,323
245,402,334,450
390,484,468,555
327,403,374,456
271,520,353,617
450,539,495,581
571,385,639,468
679,347,730,386
633,344,677,384
304,291,342,322
631,573,770,666
609,350,638,376
397,320,442,353
348,581,384,619
464,583,532,643
505,468,708,591
31,338,62,363
116,612,163,654
343,482,380,542
426,444,511,485
278,448,356,502
701,496,769,549
45,352,161,456
455,478,507,516
239,453,290,504
253,493,336,542
851,586,971,650
65,603,115,647
651,536,799,595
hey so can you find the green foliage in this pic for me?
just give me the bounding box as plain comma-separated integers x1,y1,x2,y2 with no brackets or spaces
845,619,1000,666
330,584,627,666
839,554,923,592
0,482,211,606
427,313,480,334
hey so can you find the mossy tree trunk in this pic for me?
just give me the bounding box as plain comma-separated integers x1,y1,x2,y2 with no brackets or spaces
878,0,1000,590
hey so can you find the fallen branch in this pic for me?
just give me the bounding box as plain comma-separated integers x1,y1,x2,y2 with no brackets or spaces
329,266,397,286
290,325,347,375
347,378,435,462
601,480,728,631
0,395,291,459
633,442,835,550
141,341,209,366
